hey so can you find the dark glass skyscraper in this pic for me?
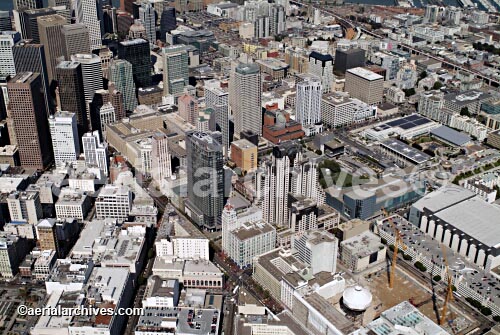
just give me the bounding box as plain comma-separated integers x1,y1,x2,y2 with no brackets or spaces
117,38,151,88
160,7,176,42
55,61,89,136
13,41,52,114
185,131,224,231
7,72,53,169
0,11,12,31
18,8,55,43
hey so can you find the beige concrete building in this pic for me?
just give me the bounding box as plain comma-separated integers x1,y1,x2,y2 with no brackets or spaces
230,139,257,173
344,67,384,105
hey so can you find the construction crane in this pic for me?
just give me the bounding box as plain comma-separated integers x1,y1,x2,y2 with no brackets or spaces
440,245,455,326
382,208,407,289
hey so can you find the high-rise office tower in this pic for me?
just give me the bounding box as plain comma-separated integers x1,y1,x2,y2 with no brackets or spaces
102,5,118,34
82,131,109,175
62,24,91,60
334,48,365,74
49,112,81,165
13,41,52,114
35,219,59,255
425,5,439,23
109,59,137,112
0,32,20,77
160,7,176,42
163,44,189,97
254,15,270,39
296,75,322,127
38,14,66,84
151,130,172,182
117,38,151,88
98,47,113,79
7,190,43,224
0,11,12,31
178,93,198,127
205,80,229,154
186,131,224,231
56,61,89,135
231,62,262,137
52,5,71,23
345,67,384,105
71,53,103,103
138,2,155,46
98,102,116,133
15,8,55,42
13,0,43,10
74,0,103,50
269,4,285,36
308,51,334,93
7,72,53,169
92,83,126,126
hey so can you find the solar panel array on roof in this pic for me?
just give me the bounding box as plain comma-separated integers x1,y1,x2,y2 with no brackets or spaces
378,115,432,131
380,139,431,164
374,124,391,132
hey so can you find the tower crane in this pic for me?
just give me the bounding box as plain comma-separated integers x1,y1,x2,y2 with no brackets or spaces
382,208,407,289
440,244,455,326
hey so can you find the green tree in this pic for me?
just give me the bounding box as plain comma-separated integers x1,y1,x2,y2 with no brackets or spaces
404,88,416,97
460,107,470,117
433,81,443,90
433,275,441,282
419,71,427,80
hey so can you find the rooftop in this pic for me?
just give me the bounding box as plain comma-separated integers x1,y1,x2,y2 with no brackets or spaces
341,231,383,257
430,125,471,146
380,139,431,164
347,67,383,81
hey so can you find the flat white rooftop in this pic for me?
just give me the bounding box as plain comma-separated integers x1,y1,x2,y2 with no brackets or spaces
347,67,383,81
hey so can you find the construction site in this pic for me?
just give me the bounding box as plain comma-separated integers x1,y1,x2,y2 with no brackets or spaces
350,210,497,335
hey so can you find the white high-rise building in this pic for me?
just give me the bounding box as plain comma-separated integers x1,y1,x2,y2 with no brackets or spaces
151,131,172,182
109,59,137,112
321,93,377,128
258,142,322,228
308,51,334,93
205,79,229,155
424,5,439,23
296,75,322,127
71,53,103,102
269,4,285,36
82,131,109,175
292,230,338,275
7,190,43,225
258,142,295,227
74,0,102,50
49,112,81,165
139,2,156,46
290,155,321,202
99,102,116,134
0,32,20,77
231,62,262,137
95,185,132,221
221,204,274,268
254,15,270,38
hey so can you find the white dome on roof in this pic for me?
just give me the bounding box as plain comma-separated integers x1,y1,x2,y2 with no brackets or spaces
343,285,372,311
